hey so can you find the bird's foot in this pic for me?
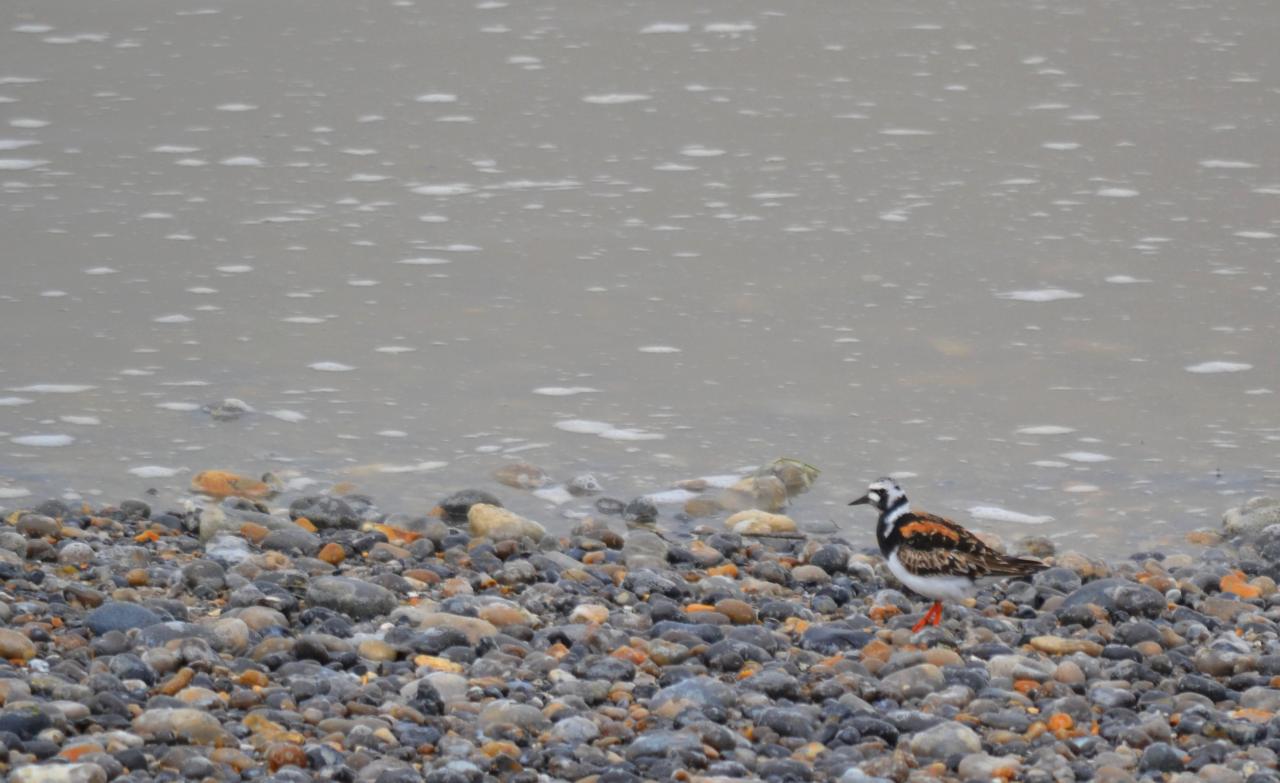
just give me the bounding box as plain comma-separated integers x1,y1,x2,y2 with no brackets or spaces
912,601,943,632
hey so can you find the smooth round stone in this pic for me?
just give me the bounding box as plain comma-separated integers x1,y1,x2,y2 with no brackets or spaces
0,628,36,661
10,763,108,783
477,700,550,733
467,504,546,542
714,599,756,625
208,617,251,653
84,602,162,636
133,707,230,745
0,704,53,739
791,564,830,584
57,541,95,567
289,495,359,529
260,528,322,556
907,721,982,760
358,639,398,662
623,497,658,524
305,576,397,621
550,715,600,744
16,514,60,538
1141,742,1186,773
622,530,669,569
569,604,610,624
437,488,503,523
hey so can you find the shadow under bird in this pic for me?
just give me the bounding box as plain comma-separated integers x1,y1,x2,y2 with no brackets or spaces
849,477,1048,632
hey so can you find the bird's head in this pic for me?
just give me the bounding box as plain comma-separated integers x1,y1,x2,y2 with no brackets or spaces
849,477,908,512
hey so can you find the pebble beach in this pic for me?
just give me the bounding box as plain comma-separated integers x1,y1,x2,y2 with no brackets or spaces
2,463,1280,783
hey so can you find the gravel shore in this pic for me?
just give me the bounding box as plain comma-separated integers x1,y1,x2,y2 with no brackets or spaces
2,472,1280,783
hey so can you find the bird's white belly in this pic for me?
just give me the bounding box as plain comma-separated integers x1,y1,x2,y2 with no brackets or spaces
888,551,975,601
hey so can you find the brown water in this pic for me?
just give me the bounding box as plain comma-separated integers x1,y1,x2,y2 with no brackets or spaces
2,1,1277,555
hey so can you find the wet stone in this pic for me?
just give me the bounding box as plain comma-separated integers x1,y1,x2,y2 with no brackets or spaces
289,495,360,529
84,602,162,635
306,576,397,621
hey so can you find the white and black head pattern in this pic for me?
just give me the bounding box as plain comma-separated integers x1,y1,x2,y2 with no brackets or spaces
850,477,912,541
863,478,908,513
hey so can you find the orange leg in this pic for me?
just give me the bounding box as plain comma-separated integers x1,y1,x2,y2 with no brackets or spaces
912,601,943,632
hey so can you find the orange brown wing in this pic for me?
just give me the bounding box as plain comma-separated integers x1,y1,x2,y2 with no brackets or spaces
895,510,1047,578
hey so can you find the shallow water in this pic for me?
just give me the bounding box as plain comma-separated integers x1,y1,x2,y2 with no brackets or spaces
2,1,1277,555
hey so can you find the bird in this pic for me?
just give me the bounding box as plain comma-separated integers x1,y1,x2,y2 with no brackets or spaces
849,477,1047,632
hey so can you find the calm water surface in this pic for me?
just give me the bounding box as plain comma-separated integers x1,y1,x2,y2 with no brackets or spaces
2,1,1277,555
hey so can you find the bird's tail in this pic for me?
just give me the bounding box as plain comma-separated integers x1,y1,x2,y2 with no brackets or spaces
987,555,1049,577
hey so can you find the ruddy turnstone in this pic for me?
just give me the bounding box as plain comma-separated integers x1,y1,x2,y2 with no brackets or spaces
849,477,1047,632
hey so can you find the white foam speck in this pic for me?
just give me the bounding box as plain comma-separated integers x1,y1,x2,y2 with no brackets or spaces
13,24,54,33
309,361,355,372
377,430,408,438
0,487,31,499
655,162,697,172
0,395,32,407
152,144,200,153
0,158,48,170
1059,451,1113,463
9,384,95,393
751,191,797,199
60,415,100,425
128,465,183,478
644,489,700,504
554,419,612,435
375,346,415,354
1031,460,1069,468
1200,159,1257,169
11,434,75,447
1016,425,1075,435
1064,483,1100,493
1234,231,1277,239
1185,361,1252,374
1042,142,1080,150
0,139,40,150
348,173,390,183
533,386,599,396
157,401,200,412
220,156,262,166
347,279,379,287
153,314,193,324
638,345,682,353
879,128,935,136
415,93,458,103
967,505,1053,525
600,428,665,441
996,289,1083,302
84,266,117,275
411,183,475,196
375,461,448,474
216,264,253,274
282,316,325,324
10,118,49,128
1096,187,1139,197
640,22,690,33
681,145,726,157
533,486,575,505
704,22,756,33
267,409,307,422
582,93,652,105
1105,275,1148,284
216,102,257,111
397,257,452,265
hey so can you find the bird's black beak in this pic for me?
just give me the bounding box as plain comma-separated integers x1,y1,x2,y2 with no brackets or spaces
849,494,871,506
